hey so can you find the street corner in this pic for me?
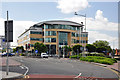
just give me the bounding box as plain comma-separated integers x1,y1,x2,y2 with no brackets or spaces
1,71,23,79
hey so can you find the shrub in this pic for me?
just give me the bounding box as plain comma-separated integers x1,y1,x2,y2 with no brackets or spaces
80,56,116,65
70,54,82,59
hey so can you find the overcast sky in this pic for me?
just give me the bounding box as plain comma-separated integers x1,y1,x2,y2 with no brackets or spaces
0,0,118,49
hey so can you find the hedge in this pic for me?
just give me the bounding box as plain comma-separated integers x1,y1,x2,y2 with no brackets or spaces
80,56,117,65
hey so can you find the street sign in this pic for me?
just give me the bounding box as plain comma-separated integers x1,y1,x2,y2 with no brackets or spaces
35,50,38,53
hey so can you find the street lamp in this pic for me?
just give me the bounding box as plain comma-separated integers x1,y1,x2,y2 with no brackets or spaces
74,12,87,52
74,12,86,32
63,40,65,58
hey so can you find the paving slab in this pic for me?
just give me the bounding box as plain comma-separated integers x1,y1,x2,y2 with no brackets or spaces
1,71,23,79
0,57,21,67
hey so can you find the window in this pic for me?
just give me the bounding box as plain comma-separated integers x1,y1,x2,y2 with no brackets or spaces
44,24,79,31
72,39,77,43
45,25,48,29
51,38,56,42
51,31,56,36
30,31,42,34
45,31,56,36
45,38,56,42
72,32,75,37
30,38,43,41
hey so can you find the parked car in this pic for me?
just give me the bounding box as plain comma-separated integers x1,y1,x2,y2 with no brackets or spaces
1,52,15,57
41,53,48,58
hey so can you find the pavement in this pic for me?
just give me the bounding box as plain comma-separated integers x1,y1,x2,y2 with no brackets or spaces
0,57,21,66
0,57,22,80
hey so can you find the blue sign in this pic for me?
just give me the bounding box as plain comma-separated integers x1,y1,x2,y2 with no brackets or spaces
35,50,38,53
2,39,5,42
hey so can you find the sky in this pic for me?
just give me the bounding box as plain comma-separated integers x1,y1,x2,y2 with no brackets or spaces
0,0,119,49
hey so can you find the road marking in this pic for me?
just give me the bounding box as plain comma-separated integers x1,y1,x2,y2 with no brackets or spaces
20,60,23,62
72,65,74,68
24,75,29,78
23,65,29,76
75,73,82,78
36,59,39,61
19,66,24,69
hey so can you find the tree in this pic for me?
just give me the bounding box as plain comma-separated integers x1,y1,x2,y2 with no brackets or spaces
96,46,106,53
62,45,72,56
93,40,109,47
15,46,24,52
86,44,96,52
13,48,16,53
93,40,112,53
72,44,82,54
34,42,47,55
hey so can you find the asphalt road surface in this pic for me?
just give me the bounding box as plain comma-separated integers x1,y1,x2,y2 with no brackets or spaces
2,56,119,79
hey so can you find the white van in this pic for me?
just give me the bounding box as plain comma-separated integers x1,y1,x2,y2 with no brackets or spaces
41,53,48,58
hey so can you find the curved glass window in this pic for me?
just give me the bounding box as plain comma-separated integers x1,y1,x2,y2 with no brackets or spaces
44,24,80,31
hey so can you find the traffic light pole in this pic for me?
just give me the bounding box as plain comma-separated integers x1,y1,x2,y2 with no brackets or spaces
6,11,9,75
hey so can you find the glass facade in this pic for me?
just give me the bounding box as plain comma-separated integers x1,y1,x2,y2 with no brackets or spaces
30,31,42,34
44,24,80,31
72,32,88,37
59,32,68,45
45,38,56,42
72,32,79,37
45,31,56,36
30,38,43,41
46,45,56,55
72,39,79,43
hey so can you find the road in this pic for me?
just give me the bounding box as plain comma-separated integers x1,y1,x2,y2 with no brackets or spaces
2,56,119,79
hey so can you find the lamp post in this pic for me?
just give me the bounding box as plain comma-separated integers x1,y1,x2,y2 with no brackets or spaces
74,12,87,52
74,12,86,32
6,11,9,75
63,40,65,58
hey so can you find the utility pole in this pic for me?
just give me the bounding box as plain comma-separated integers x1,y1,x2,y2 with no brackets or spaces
6,11,9,75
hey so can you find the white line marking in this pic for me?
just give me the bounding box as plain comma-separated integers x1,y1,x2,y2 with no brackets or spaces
75,73,82,78
20,60,23,62
19,66,24,69
72,65,74,68
23,65,29,76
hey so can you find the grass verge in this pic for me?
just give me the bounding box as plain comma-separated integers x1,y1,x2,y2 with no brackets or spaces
80,56,117,65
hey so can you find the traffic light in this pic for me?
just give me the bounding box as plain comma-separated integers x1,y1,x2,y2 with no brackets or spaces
5,20,13,42
28,44,30,49
25,44,27,50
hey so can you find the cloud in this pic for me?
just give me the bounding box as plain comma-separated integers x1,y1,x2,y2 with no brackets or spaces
65,10,118,48
66,10,118,31
95,10,108,22
57,0,89,14
0,18,37,46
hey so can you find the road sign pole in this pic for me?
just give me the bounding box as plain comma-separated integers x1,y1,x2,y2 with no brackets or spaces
6,11,9,75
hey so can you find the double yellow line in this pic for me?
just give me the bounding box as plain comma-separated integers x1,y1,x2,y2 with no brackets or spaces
24,75,30,78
